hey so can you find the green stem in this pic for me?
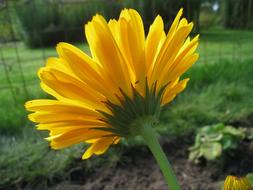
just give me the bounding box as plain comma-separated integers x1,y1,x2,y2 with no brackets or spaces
140,123,181,190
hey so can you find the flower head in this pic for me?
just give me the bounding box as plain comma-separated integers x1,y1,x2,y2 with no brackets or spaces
224,175,252,190
25,8,199,159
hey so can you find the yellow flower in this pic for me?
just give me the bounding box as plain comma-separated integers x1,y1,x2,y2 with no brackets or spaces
224,175,252,190
25,8,199,159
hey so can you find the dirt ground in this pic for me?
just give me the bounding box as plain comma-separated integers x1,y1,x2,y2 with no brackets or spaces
48,132,253,190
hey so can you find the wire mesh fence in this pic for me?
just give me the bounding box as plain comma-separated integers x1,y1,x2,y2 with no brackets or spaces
0,0,253,107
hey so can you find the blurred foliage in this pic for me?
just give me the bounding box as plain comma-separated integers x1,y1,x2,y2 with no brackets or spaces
123,0,201,32
1,0,252,45
0,4,19,42
246,128,253,140
0,127,128,189
222,0,253,29
0,103,26,134
247,173,253,186
3,0,202,44
0,127,84,189
11,0,216,46
199,4,219,29
0,22,14,43
14,0,123,47
123,0,183,30
0,84,48,135
188,123,246,163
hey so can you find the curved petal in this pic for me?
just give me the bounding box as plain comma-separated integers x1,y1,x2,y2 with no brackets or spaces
56,43,118,103
108,18,136,85
85,15,132,97
47,129,112,149
25,99,100,117
38,68,108,111
158,35,199,88
82,136,119,159
166,53,199,83
150,23,193,86
162,78,190,105
145,15,166,78
119,9,146,91
28,112,101,124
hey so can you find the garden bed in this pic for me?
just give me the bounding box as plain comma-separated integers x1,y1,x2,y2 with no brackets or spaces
2,118,252,190
48,129,253,189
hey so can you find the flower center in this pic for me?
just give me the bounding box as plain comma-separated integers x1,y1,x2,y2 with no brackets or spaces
94,81,167,137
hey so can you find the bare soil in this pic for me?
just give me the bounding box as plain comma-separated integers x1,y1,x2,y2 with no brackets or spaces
48,135,253,190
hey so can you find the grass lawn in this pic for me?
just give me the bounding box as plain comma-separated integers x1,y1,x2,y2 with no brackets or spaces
0,29,253,188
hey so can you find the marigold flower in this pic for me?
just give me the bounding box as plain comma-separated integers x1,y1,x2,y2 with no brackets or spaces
224,175,252,190
25,8,199,160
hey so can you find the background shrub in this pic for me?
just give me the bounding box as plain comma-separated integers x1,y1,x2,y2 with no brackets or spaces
14,0,203,47
0,4,19,42
123,0,185,31
222,0,253,29
15,0,123,47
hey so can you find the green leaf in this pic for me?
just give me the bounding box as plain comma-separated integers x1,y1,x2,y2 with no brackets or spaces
188,123,248,164
200,142,222,160
221,135,234,150
188,144,199,151
222,126,245,138
212,123,226,132
193,133,201,146
188,149,201,163
246,173,253,186
206,133,223,142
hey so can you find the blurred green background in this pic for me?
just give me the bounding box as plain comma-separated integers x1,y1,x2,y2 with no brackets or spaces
0,0,253,189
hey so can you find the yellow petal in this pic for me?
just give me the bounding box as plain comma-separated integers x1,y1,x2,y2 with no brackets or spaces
82,136,117,159
108,18,136,85
167,53,199,83
39,69,107,111
56,43,119,102
119,9,146,92
162,78,190,105
28,112,102,124
85,15,132,96
25,99,99,117
177,35,199,59
150,23,193,86
48,129,112,149
145,15,166,77
45,57,72,75
158,35,199,87
36,122,98,130
167,8,183,38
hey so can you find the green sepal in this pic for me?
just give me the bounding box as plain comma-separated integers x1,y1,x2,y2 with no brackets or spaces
95,80,167,137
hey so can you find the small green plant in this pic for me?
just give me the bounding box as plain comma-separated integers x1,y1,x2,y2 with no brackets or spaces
189,123,246,163
247,173,253,186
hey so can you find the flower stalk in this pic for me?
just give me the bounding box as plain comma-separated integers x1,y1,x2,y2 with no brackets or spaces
140,122,181,190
